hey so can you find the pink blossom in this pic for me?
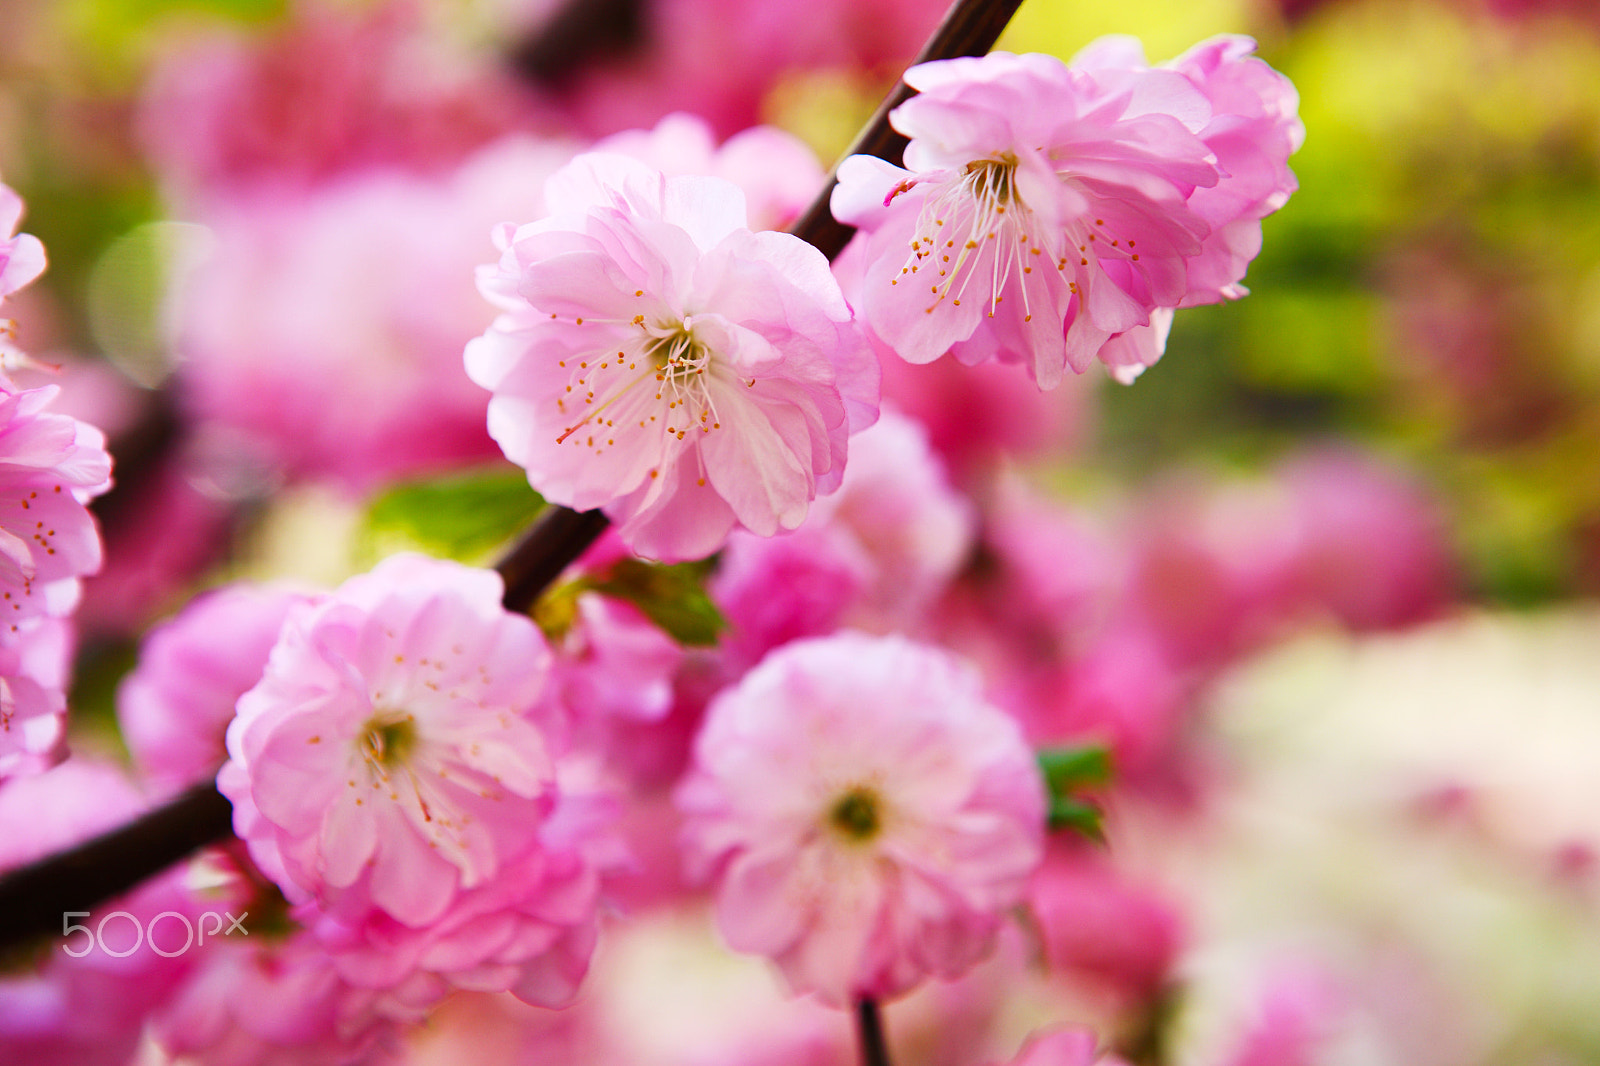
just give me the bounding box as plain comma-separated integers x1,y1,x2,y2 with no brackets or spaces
677,632,1045,1006
530,0,943,139
156,768,617,1066
467,153,878,561
139,0,541,202
0,616,72,779
874,336,1092,476
833,41,1299,386
118,582,307,793
596,113,826,232
0,179,45,369
711,407,975,666
308,782,611,1010
0,380,112,627
1275,449,1454,631
546,591,684,730
150,926,395,1066
0,379,111,778
995,1030,1128,1066
1073,35,1304,308
803,407,975,623
173,136,577,492
1026,845,1182,1006
219,553,561,928
0,760,197,1066
710,523,872,671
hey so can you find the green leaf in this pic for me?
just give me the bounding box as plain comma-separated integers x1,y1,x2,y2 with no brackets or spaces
1047,796,1106,843
359,465,545,565
1037,745,1112,791
588,557,726,647
1037,744,1112,842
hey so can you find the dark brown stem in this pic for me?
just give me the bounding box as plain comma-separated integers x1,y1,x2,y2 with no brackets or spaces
0,0,1030,955
786,0,1028,260
0,781,234,951
499,505,612,612
509,0,648,88
855,997,894,1066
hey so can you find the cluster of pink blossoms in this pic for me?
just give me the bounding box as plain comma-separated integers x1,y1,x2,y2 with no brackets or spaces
834,37,1301,386
0,181,113,780
0,20,1328,1066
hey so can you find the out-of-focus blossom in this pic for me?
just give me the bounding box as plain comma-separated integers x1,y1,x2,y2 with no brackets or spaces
677,632,1045,1006
710,522,872,671
118,582,307,794
995,1029,1128,1066
219,553,560,928
529,0,942,139
874,339,1092,477
1216,966,1343,1066
467,153,877,561
173,135,576,493
149,922,396,1066
1274,449,1455,631
0,760,197,1066
833,39,1299,386
802,408,974,621
1026,845,1182,1008
545,591,684,731
1124,451,1454,670
711,408,974,665
140,0,542,203
75,456,238,636
596,112,825,232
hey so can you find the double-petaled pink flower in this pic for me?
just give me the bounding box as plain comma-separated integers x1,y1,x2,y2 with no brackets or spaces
833,38,1300,387
676,632,1045,1006
467,153,878,561
219,554,561,928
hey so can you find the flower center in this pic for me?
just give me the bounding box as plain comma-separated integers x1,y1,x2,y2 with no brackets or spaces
552,314,728,471
359,712,416,771
962,154,1019,206
828,785,884,843
893,151,1064,321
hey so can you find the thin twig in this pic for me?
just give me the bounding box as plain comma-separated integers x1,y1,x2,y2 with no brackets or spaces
787,0,1028,260
499,505,612,612
0,781,234,951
